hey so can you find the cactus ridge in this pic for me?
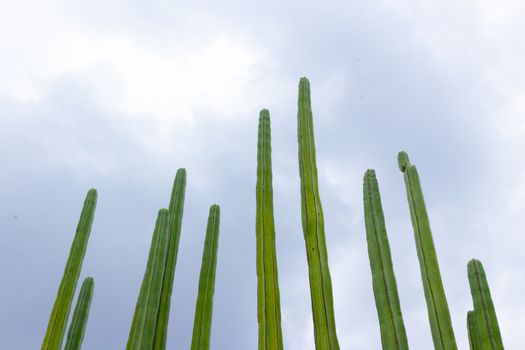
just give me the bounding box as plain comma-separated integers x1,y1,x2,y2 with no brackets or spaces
467,259,504,350
297,77,340,350
64,277,95,350
398,151,457,350
256,109,284,350
363,170,409,350
191,205,221,350
42,189,98,350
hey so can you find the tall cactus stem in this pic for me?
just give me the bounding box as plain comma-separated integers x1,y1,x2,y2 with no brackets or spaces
363,170,409,349
41,189,98,350
467,259,504,350
297,77,340,349
256,109,284,350
127,209,171,350
154,168,187,349
397,151,457,349
64,277,95,350
191,205,221,350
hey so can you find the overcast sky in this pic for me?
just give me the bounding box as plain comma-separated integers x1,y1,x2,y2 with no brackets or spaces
1,0,524,349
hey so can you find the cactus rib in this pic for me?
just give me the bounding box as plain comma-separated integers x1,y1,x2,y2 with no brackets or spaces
127,209,171,350
154,168,187,349
64,277,95,350
363,170,409,349
191,205,221,350
256,109,284,350
467,259,504,349
297,77,340,349
397,151,457,349
42,189,98,350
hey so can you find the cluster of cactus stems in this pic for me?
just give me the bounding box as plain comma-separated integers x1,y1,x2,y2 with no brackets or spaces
40,77,506,350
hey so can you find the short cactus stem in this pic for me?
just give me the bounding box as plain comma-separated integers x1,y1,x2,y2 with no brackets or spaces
64,277,95,350
42,189,98,350
397,151,457,350
190,205,221,350
363,170,409,349
127,209,171,350
467,310,481,350
297,77,340,350
256,109,284,350
467,259,504,350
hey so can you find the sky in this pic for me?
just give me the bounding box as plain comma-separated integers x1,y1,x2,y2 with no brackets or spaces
1,0,524,349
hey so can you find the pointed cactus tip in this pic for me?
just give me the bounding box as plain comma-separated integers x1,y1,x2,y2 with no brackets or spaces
397,151,411,172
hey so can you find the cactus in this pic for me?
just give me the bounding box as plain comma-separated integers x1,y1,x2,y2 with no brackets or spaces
297,77,340,349
397,151,457,350
64,277,95,350
255,109,284,350
42,189,98,350
363,170,409,349
127,209,171,350
190,205,221,350
467,259,504,349
154,168,187,348
467,310,481,350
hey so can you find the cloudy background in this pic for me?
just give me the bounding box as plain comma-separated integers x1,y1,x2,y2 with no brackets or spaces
1,0,524,349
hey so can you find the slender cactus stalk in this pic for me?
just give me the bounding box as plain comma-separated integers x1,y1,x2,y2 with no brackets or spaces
297,77,340,350
127,209,171,350
191,205,221,350
467,259,504,350
363,170,409,350
256,109,284,350
64,277,95,350
467,310,481,350
154,168,187,349
397,151,457,350
42,189,98,350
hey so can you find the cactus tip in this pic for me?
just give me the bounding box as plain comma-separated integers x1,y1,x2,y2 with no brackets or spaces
397,151,411,172
364,169,376,181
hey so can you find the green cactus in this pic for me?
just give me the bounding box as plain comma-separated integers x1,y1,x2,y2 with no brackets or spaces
127,209,171,350
64,277,95,350
467,310,481,350
467,259,504,349
255,109,284,350
42,189,98,350
363,170,409,350
398,151,457,350
190,205,221,350
297,77,340,350
154,168,187,348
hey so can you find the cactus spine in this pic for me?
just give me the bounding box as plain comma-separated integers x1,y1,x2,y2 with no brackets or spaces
154,168,187,348
397,152,457,350
256,109,284,350
64,277,95,350
467,259,504,349
190,205,221,350
127,209,171,350
363,170,409,349
467,310,481,350
297,77,340,349
42,189,98,350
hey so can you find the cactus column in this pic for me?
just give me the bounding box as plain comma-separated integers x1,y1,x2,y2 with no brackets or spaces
297,77,340,350
154,168,187,349
127,209,171,350
42,189,98,350
363,170,409,349
64,277,95,350
191,205,221,350
467,311,481,350
467,259,504,349
397,152,457,350
256,109,284,350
